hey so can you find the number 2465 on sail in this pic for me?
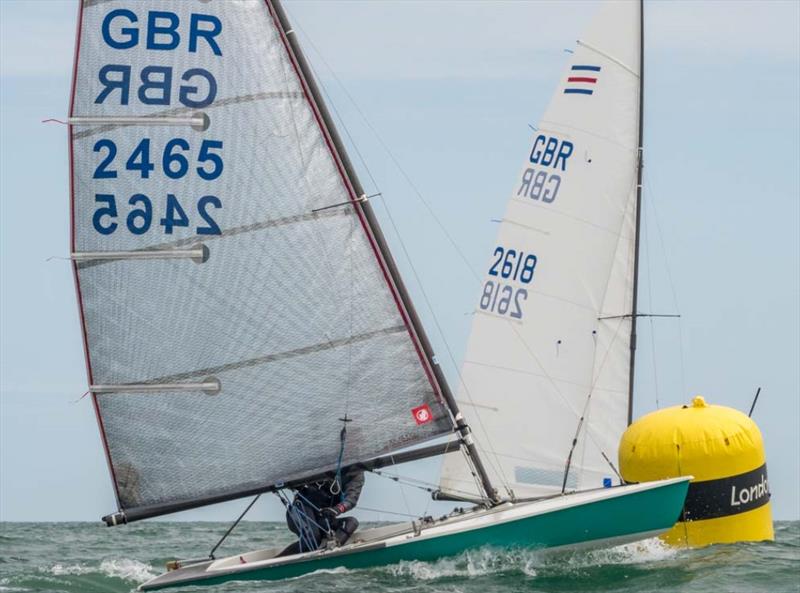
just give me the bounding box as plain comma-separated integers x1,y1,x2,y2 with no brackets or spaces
93,138,223,181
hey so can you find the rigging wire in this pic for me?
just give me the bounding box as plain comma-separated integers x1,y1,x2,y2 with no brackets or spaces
357,506,427,519
299,19,619,486
642,199,662,409
394,461,414,519
286,11,511,496
286,8,647,491
557,317,628,482
644,172,687,400
561,314,603,491
369,466,483,499
208,494,261,559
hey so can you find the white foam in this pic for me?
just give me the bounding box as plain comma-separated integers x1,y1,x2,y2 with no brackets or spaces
48,563,92,576
384,539,677,581
98,559,158,583
0,577,30,592
578,537,678,566
306,566,351,577
280,565,353,582
521,558,538,577
387,548,535,580
46,559,157,583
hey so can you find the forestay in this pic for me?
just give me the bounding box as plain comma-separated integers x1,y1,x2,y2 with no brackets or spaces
68,0,451,520
440,0,642,498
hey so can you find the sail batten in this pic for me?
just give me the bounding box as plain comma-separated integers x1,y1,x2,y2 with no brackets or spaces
69,0,453,520
130,325,408,385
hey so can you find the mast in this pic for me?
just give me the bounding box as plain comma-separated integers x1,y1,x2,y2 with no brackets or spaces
627,0,645,425
268,0,499,502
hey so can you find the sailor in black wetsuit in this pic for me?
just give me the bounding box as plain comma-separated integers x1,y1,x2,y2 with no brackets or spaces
278,467,364,557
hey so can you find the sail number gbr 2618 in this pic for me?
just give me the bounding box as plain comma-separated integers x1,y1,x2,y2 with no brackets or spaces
479,246,537,320
90,137,223,236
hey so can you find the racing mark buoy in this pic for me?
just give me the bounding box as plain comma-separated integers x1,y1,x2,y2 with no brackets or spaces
619,396,774,547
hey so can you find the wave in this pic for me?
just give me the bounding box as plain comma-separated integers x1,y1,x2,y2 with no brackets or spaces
46,559,157,583
387,547,540,580
384,537,678,581
564,536,679,566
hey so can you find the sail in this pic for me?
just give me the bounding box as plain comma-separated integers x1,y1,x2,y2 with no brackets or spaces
68,0,452,520
440,0,641,498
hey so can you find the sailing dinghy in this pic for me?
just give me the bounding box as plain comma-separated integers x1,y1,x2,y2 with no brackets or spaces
65,0,689,589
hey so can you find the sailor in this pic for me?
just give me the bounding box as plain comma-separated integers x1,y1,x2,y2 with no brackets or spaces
278,467,364,557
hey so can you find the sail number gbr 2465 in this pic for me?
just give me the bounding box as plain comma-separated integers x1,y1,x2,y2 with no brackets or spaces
91,137,223,236
479,246,537,320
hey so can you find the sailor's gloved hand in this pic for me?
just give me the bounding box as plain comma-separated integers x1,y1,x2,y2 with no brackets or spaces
321,504,347,519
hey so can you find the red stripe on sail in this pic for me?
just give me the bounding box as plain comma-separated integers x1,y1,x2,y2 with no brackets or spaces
567,76,597,83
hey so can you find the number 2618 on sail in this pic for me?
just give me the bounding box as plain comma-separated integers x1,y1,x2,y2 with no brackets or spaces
478,246,537,319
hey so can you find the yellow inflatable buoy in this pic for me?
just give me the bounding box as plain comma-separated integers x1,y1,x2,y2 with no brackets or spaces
619,396,774,547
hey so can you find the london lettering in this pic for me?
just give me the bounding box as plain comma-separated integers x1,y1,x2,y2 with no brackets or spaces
731,474,769,507
681,465,770,521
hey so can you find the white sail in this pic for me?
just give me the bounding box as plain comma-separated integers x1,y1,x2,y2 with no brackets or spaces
441,0,642,498
68,0,453,520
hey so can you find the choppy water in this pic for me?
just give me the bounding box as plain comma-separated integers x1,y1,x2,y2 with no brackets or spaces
0,521,797,593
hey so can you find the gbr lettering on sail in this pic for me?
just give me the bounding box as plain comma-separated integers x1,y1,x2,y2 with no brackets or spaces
476,134,573,322
516,134,573,204
97,9,220,108
89,8,225,239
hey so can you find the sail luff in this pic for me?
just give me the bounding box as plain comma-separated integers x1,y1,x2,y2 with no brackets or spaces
268,0,499,502
66,0,124,512
627,0,645,425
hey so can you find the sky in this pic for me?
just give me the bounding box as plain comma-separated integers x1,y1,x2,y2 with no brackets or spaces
1,0,798,525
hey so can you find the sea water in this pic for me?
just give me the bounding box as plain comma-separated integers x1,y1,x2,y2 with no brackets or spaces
0,521,797,593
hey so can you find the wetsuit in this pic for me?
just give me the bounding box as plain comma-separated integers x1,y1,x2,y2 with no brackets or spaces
278,468,364,557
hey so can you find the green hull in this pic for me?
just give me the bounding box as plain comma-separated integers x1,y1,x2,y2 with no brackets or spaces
142,478,689,590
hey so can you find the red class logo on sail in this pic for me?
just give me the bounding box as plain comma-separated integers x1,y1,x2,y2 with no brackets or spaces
96,9,223,108
412,405,433,425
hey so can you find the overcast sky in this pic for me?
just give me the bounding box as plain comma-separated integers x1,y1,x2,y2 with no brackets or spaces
1,0,798,524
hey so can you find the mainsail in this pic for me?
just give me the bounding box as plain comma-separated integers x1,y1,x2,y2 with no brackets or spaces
440,0,642,498
68,0,454,522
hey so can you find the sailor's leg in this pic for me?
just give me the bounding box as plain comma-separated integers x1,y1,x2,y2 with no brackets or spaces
285,508,300,536
306,508,326,548
276,540,301,557
280,501,324,555
334,516,359,545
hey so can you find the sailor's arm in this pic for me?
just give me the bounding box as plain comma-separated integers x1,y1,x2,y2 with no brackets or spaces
334,470,364,514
